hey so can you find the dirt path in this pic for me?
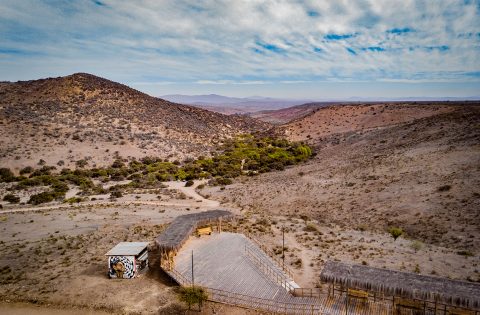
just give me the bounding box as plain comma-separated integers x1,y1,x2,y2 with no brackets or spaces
164,180,220,208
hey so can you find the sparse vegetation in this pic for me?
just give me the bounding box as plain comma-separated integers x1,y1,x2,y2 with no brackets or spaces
28,191,58,205
178,286,208,311
1,135,313,203
3,194,20,203
388,227,403,241
437,185,452,192
457,250,474,257
0,168,15,183
410,240,423,253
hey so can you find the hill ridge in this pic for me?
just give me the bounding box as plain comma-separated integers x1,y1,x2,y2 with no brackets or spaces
0,73,271,170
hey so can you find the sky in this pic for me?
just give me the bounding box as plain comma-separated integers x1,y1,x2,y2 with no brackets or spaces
0,0,479,99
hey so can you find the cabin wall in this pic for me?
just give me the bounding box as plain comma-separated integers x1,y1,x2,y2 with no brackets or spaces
108,255,136,279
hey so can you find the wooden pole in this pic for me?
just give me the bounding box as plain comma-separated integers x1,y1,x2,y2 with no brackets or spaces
345,283,349,315
282,225,285,271
191,250,194,287
392,295,395,313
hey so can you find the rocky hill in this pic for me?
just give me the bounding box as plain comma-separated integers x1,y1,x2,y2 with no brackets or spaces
0,73,270,171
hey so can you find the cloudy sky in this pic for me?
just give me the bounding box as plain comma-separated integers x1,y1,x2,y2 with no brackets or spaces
1,0,479,99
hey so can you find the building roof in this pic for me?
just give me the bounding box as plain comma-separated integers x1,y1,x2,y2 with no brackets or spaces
320,261,480,309
105,242,150,256
155,210,233,251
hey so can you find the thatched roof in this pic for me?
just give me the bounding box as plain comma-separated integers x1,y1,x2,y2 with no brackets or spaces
155,210,232,251
320,261,480,309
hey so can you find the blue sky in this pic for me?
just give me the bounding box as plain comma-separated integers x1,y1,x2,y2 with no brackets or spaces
0,0,479,99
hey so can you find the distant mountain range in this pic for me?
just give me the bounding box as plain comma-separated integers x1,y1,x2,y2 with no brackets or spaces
161,94,313,114
161,94,480,115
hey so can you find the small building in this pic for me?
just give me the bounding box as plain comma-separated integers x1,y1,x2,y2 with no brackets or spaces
105,242,149,279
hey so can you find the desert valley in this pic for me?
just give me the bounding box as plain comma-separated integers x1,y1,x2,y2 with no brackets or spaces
1,1,480,314
0,73,479,314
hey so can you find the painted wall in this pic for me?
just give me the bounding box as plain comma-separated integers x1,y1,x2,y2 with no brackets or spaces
108,256,136,279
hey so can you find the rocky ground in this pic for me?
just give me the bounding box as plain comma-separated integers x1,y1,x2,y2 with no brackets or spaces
202,103,480,286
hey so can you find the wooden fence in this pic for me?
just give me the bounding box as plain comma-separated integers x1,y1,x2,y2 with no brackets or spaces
166,265,324,314
293,286,480,315
241,230,296,280
244,244,297,292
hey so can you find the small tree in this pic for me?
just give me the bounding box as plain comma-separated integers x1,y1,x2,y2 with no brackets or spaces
389,227,403,241
178,286,208,311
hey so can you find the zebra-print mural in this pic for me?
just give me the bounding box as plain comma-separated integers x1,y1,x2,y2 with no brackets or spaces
108,256,135,279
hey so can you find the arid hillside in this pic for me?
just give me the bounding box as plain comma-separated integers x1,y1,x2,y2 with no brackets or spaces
283,102,460,141
204,103,480,252
0,73,270,171
249,102,332,124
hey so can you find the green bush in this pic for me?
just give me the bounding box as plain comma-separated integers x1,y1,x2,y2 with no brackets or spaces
178,286,208,311
51,181,69,194
31,166,56,177
3,194,20,203
209,177,233,186
28,191,58,205
389,227,404,241
19,166,34,175
111,159,125,168
75,159,88,168
0,168,15,183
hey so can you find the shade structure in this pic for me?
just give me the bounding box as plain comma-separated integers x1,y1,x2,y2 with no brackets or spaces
320,260,480,309
155,210,232,251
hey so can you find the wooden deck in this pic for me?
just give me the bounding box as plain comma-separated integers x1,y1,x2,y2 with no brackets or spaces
165,232,461,315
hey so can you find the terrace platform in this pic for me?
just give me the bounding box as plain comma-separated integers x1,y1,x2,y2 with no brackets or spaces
165,232,396,314
157,211,479,314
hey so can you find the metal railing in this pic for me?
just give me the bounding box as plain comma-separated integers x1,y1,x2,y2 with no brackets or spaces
244,244,297,292
241,230,296,280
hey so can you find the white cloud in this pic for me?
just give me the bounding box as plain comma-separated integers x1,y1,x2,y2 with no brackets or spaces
0,0,479,91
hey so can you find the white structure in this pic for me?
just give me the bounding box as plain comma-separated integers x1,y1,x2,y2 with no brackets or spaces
105,242,149,279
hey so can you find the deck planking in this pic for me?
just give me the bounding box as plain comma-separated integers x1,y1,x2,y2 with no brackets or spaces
167,232,449,315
